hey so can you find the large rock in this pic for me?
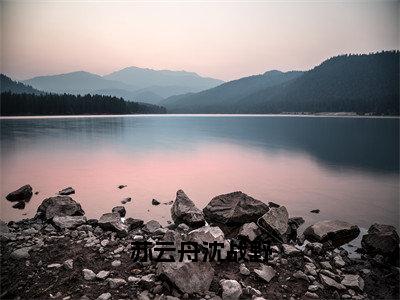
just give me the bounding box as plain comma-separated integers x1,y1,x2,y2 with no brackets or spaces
282,244,301,256
111,206,126,217
220,279,242,300
53,216,87,229
188,226,225,245
258,206,289,236
171,190,205,227
341,274,364,291
254,264,276,282
203,191,269,225
98,213,128,236
36,196,85,221
304,220,360,245
157,261,214,294
6,185,33,201
319,274,345,290
361,223,399,260
0,219,14,241
187,226,230,260
142,220,162,233
10,247,31,259
125,218,144,230
238,222,261,241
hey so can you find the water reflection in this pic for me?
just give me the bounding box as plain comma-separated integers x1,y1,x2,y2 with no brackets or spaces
0,115,398,230
1,116,398,174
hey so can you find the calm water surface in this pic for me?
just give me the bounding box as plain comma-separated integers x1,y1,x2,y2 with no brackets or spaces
1,115,399,232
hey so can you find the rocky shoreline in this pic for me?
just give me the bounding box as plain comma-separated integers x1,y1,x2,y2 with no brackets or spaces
1,186,399,300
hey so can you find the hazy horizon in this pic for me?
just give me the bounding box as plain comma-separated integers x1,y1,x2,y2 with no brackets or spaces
1,1,399,81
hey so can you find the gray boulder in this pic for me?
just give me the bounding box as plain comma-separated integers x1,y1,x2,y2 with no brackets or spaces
341,274,364,291
304,220,360,245
203,191,268,225
187,225,230,259
36,196,85,221
282,244,301,256
97,293,111,300
6,184,33,201
319,274,345,290
58,187,75,195
10,247,31,259
220,279,242,300
254,264,276,282
142,220,162,233
361,223,399,260
238,222,261,241
107,278,126,289
125,218,144,230
188,226,225,245
53,216,87,229
293,270,309,282
98,213,128,236
258,206,289,236
157,261,214,294
171,190,205,227
0,220,15,241
111,206,126,217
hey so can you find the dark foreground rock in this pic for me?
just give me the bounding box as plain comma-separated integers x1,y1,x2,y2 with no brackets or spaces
203,191,269,225
6,185,33,202
112,206,126,217
171,190,205,227
0,192,399,300
53,216,87,229
157,262,215,294
361,223,399,263
36,196,85,221
125,218,144,230
304,220,360,246
98,213,128,237
258,206,289,237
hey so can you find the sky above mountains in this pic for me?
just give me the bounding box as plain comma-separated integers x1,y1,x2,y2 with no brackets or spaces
1,0,398,81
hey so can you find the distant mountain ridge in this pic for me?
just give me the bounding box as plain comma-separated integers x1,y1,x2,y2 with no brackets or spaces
1,74,43,95
163,51,399,115
23,67,224,104
104,66,223,94
24,71,136,95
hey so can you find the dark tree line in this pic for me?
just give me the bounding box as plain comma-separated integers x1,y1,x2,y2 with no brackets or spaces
165,50,399,115
236,50,400,115
0,92,167,116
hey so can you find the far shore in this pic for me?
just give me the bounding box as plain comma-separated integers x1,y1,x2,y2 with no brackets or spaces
1,113,399,120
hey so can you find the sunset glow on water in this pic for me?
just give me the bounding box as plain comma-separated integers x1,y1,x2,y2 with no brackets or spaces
1,115,398,231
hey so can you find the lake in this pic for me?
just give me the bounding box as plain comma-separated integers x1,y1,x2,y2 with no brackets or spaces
1,115,399,233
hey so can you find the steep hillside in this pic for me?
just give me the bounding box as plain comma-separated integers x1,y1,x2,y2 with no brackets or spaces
237,51,399,115
162,70,303,113
1,74,43,95
164,51,399,115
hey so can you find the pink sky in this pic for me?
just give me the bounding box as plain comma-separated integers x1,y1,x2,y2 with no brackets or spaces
1,1,398,81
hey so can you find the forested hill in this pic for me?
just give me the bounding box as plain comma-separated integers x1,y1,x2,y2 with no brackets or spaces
162,70,303,112
1,74,43,95
237,51,399,115
163,51,399,115
0,92,166,116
